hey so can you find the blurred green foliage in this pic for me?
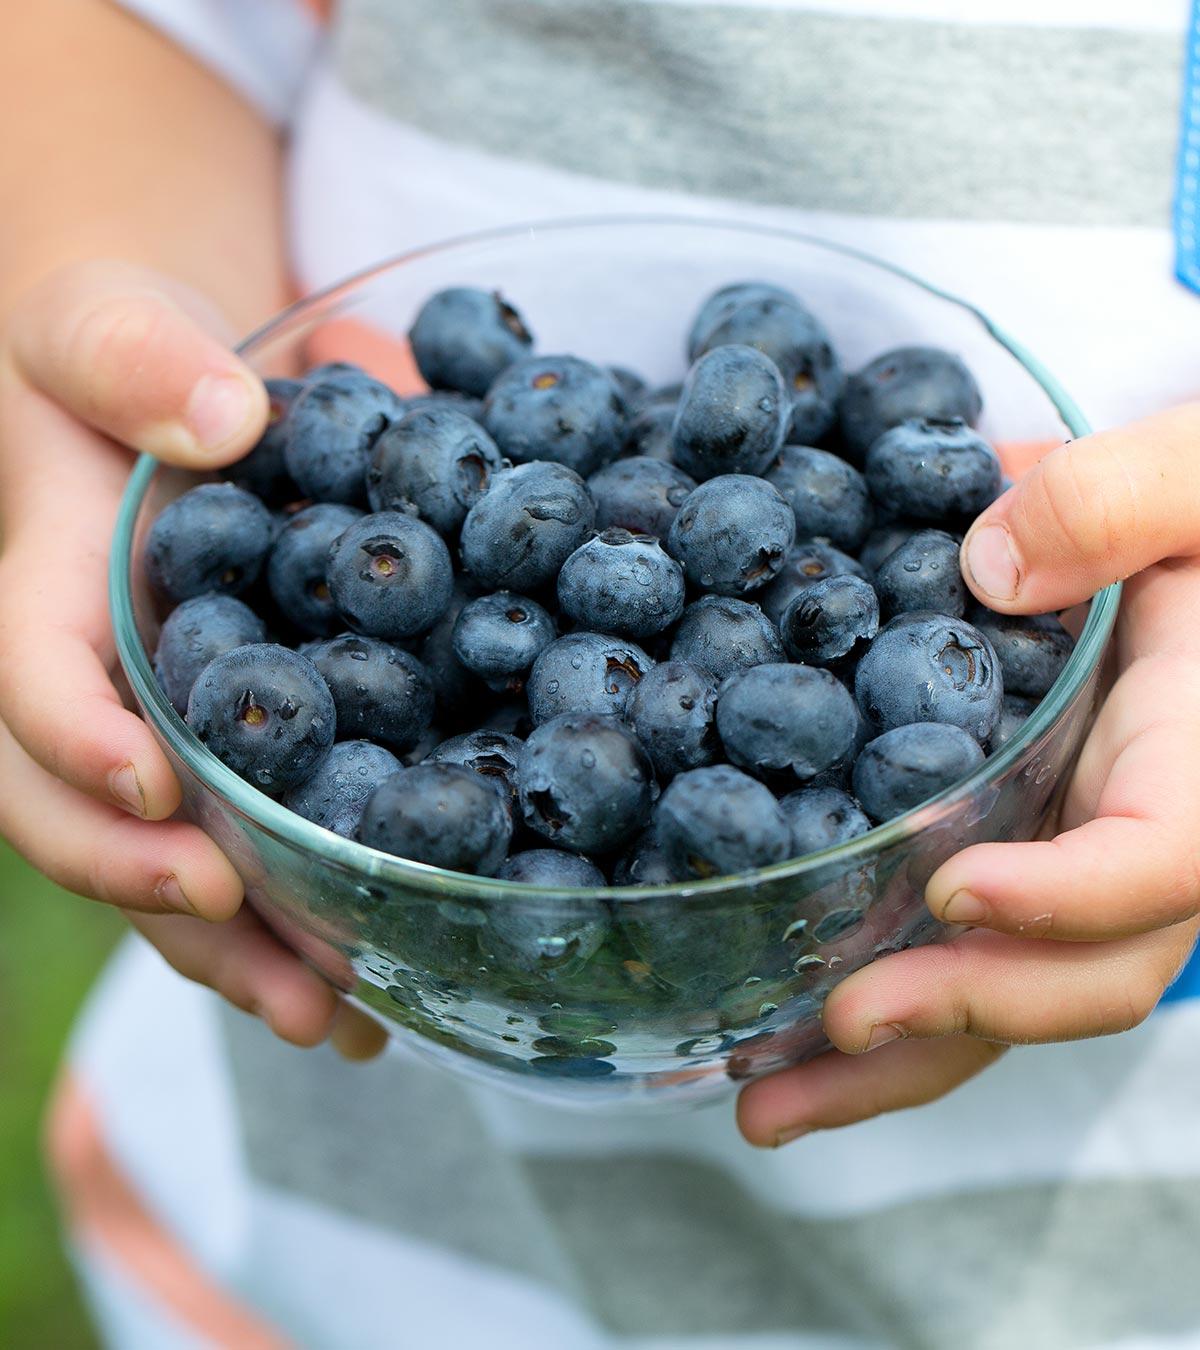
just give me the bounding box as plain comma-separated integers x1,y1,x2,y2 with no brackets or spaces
0,843,120,1349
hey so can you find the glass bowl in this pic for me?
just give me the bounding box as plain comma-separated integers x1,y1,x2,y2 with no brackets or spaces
110,216,1118,1109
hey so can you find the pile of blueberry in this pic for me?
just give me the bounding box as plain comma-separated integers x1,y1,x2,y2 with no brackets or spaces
145,280,1075,889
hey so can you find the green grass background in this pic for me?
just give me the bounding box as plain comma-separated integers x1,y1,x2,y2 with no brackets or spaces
0,842,120,1349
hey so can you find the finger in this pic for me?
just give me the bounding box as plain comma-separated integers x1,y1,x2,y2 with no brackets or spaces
0,612,181,819
960,404,1200,613
129,907,340,1048
927,687,1200,940
820,925,1196,1054
0,717,241,918
0,458,181,817
7,259,266,466
737,1035,1006,1147
330,1001,389,1061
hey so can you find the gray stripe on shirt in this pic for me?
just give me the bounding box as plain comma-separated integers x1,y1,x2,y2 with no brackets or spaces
222,1008,1200,1346
334,0,1180,227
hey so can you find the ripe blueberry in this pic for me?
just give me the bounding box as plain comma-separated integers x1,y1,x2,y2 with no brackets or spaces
326,511,454,640
359,763,512,874
145,483,273,605
186,643,336,792
667,474,795,595
557,529,686,640
460,461,595,592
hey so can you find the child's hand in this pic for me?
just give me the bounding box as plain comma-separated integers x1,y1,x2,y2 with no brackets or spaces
740,408,1200,1146
0,260,385,1059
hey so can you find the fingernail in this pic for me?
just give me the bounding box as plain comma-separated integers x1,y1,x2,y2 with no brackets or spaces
773,1124,811,1147
965,523,1021,602
862,1022,906,1053
156,874,199,916
185,372,257,454
109,762,145,817
940,888,989,925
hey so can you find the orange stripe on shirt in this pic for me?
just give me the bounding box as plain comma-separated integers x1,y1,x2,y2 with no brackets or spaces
297,0,335,23
44,1070,293,1350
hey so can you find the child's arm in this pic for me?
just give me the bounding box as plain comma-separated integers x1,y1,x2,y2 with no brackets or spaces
741,409,1200,1145
0,0,383,1058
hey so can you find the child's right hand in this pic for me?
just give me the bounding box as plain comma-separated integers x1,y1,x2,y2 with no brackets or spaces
0,260,386,1059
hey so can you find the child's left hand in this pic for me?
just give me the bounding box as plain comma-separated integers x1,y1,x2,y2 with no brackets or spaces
739,406,1200,1147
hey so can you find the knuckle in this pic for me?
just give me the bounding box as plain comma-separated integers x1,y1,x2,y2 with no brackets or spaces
1027,439,1134,566
66,291,176,399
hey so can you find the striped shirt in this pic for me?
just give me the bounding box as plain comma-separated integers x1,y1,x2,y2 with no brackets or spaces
59,3,1200,1347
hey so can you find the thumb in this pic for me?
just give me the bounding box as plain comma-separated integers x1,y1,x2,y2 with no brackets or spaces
6,258,267,468
960,404,1200,613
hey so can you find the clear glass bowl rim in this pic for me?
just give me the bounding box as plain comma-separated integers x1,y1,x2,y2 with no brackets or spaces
109,213,1120,904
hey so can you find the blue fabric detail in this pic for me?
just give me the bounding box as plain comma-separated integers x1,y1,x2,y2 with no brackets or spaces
1161,939,1200,1005
1175,1,1200,291
1164,8,1200,990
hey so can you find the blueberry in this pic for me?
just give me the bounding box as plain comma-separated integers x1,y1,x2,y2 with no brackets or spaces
628,660,720,780
967,607,1073,698
852,722,985,823
758,538,867,625
855,612,1002,742
606,365,647,405
620,886,772,990
778,786,872,856
765,445,872,553
686,281,799,360
611,828,675,886
496,848,606,887
716,664,861,782
426,729,524,814
483,355,626,477
451,591,556,693
855,518,909,567
366,408,505,536
693,298,842,445
326,511,454,640
622,403,677,461
586,456,696,538
865,417,1002,521
154,594,267,715
459,461,595,592
655,764,791,879
526,631,652,724
874,528,965,619
266,503,363,637
401,391,485,422
222,377,304,506
285,368,404,505
668,596,783,682
840,347,983,462
145,483,274,605
487,851,610,974
409,287,533,397
283,740,403,838
359,763,512,874
670,346,789,480
781,574,879,666
186,643,335,792
667,474,795,595
557,529,685,640
303,361,362,383
304,632,433,753
990,693,1037,751
517,713,654,854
